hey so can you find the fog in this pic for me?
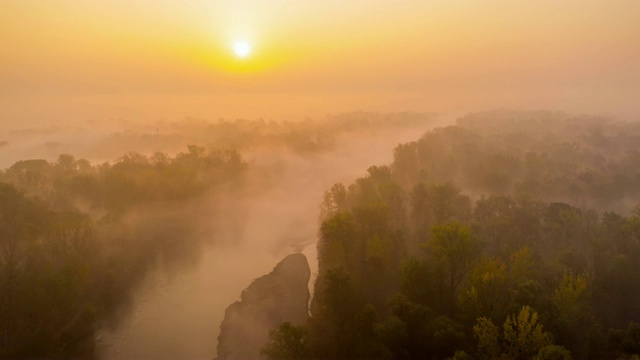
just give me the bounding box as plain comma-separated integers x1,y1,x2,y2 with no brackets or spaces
2,1,640,128
5,110,640,359
0,113,439,358
57,119,426,360
2,2,640,359
94,117,441,359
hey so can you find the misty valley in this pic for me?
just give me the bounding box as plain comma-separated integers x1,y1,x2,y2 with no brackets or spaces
1,111,640,360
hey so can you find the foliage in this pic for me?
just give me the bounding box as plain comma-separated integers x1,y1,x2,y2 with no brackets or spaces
0,145,246,358
8,111,640,359
261,323,309,360
474,306,559,360
296,112,640,360
428,222,477,313
502,306,554,359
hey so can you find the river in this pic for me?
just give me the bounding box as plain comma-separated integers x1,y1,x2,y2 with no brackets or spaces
95,123,438,359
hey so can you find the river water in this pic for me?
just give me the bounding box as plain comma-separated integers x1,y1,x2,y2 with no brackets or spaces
95,124,436,359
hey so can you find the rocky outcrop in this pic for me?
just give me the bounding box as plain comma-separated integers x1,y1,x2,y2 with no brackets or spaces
216,253,311,360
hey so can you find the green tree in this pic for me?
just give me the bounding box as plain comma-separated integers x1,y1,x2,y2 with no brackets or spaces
551,273,600,359
320,183,347,219
399,257,434,306
460,257,509,323
261,323,309,360
317,212,355,273
309,268,361,359
503,306,553,359
460,247,540,324
474,306,563,360
474,317,501,360
428,222,476,313
410,183,471,246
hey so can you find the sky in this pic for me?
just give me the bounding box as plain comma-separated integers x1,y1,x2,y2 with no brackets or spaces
1,0,639,127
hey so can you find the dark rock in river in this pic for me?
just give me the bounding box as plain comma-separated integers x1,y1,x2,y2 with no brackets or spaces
215,253,310,360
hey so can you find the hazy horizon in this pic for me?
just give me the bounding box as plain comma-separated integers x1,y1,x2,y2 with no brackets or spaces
2,0,639,127
3,2,640,360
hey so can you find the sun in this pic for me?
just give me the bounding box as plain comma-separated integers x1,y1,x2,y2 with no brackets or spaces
232,40,252,59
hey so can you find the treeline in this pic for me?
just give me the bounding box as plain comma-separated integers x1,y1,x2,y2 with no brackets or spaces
0,111,432,359
0,146,245,358
1,146,245,212
18,111,434,162
393,110,640,213
264,112,640,360
163,112,433,153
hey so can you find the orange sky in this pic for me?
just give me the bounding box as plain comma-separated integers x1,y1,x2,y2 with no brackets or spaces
1,0,639,126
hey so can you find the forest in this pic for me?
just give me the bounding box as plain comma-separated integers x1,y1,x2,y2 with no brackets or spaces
2,111,640,359
0,147,246,358
262,111,640,360
3,0,638,358
0,113,432,359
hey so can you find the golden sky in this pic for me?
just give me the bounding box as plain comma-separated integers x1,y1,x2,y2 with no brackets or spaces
1,0,639,125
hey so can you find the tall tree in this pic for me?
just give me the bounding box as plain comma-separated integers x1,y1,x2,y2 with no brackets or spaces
428,222,476,313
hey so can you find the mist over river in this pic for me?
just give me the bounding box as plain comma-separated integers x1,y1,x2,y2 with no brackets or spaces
94,121,438,360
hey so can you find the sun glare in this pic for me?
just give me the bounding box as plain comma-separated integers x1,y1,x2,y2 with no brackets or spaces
233,40,252,58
